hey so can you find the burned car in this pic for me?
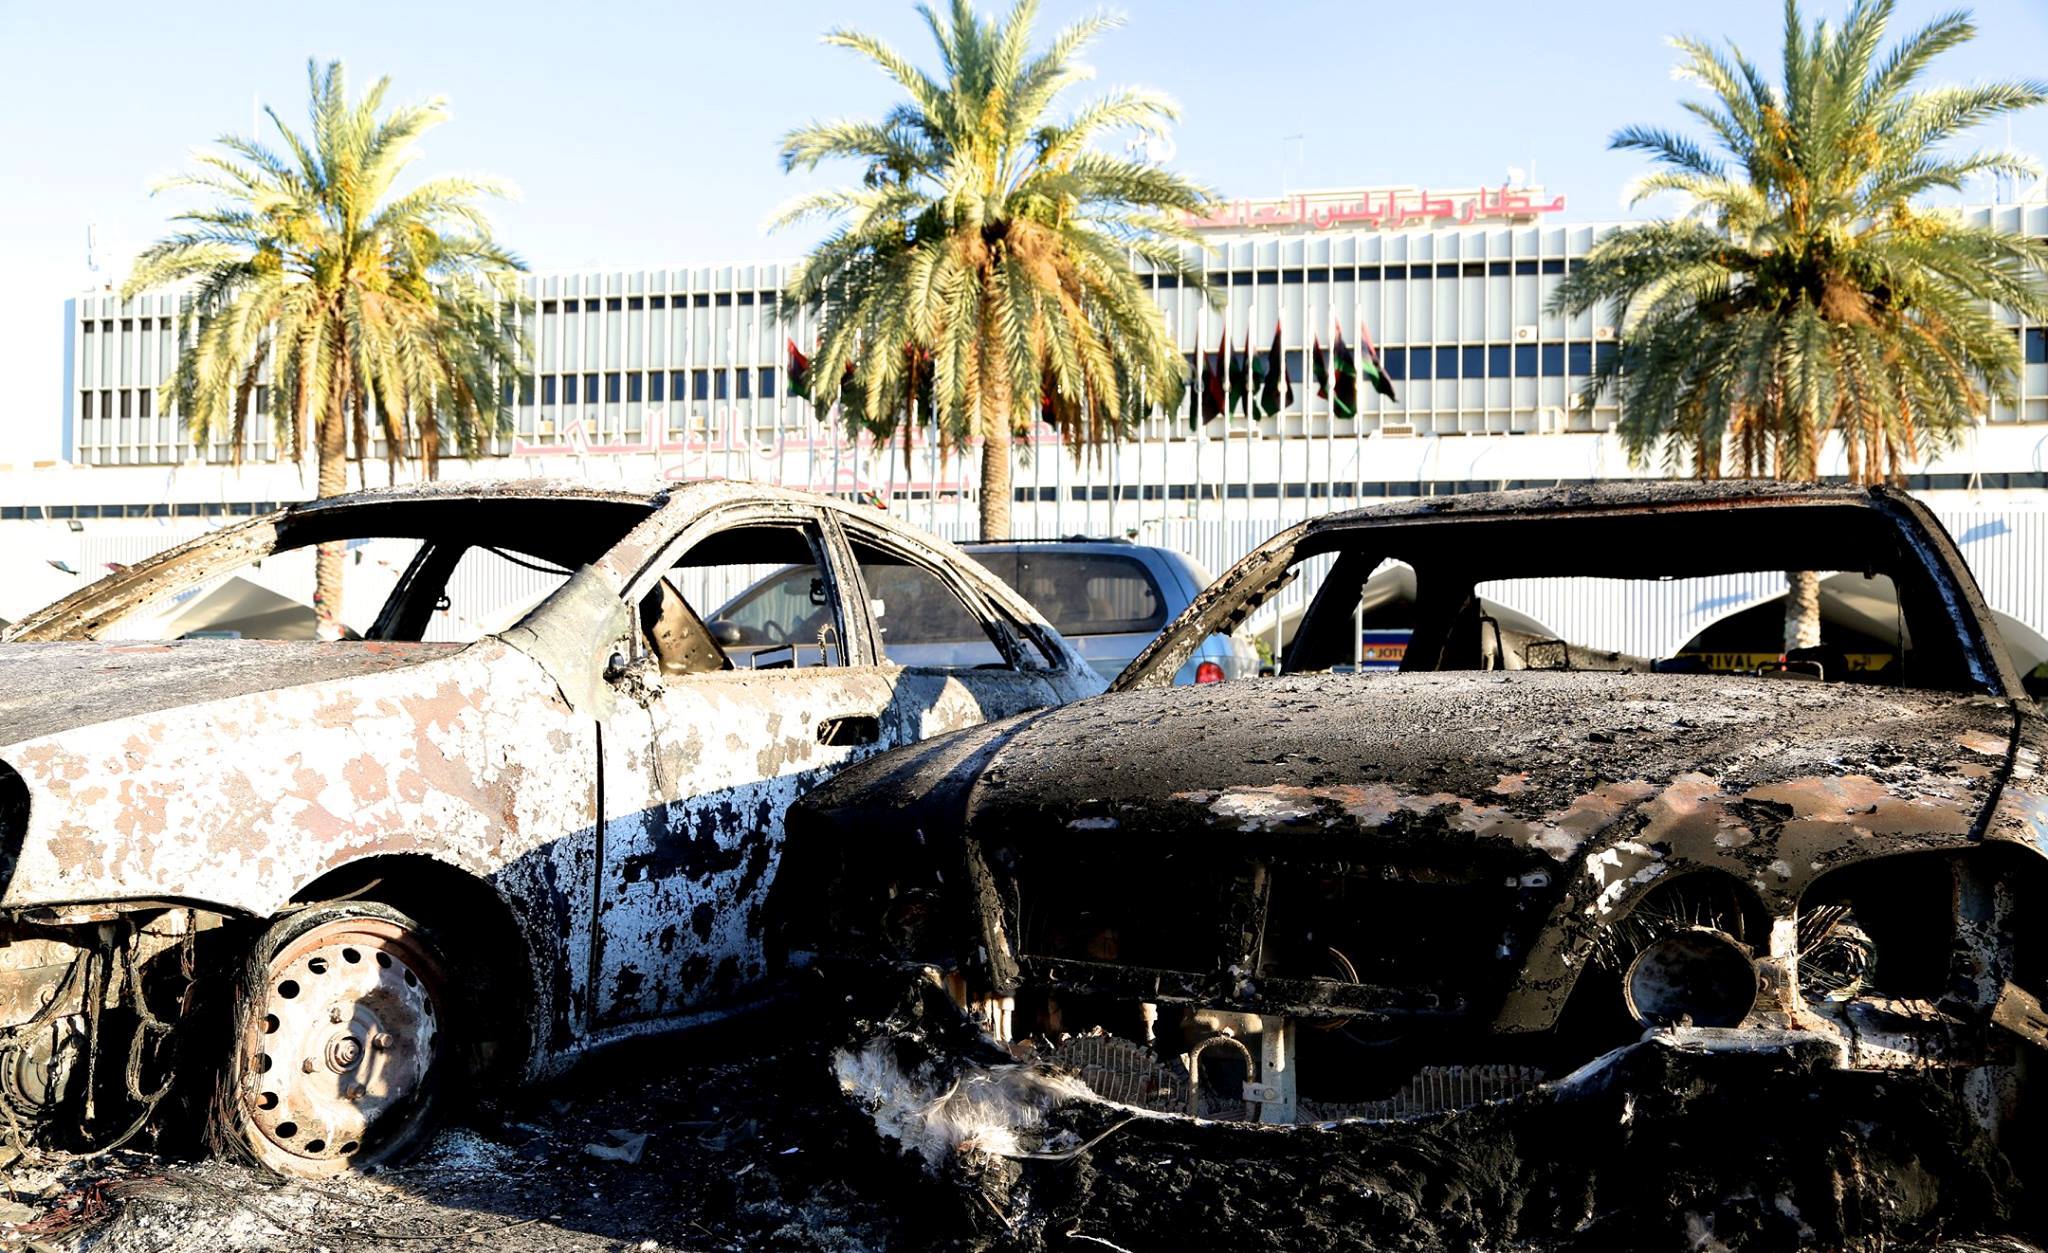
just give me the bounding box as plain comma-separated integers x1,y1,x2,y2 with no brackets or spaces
0,479,1100,1176
775,482,2048,1227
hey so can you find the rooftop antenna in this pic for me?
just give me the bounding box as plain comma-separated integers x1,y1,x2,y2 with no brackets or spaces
85,224,99,275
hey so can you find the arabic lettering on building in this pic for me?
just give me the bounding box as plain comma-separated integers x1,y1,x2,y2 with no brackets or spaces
1183,186,1568,233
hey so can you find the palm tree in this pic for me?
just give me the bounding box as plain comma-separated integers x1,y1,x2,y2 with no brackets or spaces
1551,0,2048,649
776,0,1214,539
126,60,527,636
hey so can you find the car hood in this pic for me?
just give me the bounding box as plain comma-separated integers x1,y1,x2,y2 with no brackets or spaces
801,670,2024,901
0,639,468,748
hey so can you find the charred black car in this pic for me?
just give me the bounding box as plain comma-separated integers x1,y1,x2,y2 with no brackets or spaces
773,482,2048,1153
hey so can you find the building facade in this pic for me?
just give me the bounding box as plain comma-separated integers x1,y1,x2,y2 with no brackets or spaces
34,188,2048,661
57,190,2048,508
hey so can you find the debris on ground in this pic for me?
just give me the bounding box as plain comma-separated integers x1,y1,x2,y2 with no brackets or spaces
582,1130,650,1166
0,986,2040,1251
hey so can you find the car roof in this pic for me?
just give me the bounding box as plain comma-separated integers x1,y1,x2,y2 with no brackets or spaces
1301,479,1876,530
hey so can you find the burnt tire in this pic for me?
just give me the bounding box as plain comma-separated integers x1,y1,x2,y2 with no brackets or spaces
221,902,454,1177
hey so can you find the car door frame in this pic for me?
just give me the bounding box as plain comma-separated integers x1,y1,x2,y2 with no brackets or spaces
585,495,911,1034
823,511,1083,727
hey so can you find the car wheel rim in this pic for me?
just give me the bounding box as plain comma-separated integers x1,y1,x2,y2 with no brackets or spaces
242,917,444,1172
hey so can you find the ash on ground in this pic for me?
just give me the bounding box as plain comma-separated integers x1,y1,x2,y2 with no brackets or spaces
4,987,2048,1252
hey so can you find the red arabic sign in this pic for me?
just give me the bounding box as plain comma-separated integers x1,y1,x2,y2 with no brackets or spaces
1185,185,1568,232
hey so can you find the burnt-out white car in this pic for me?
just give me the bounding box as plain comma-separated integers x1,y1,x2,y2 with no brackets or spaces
0,479,1100,1175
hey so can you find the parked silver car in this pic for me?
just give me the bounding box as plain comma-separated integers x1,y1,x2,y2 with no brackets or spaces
962,539,1261,684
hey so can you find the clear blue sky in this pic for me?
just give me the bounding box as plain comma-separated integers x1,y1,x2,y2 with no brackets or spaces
4,0,2046,461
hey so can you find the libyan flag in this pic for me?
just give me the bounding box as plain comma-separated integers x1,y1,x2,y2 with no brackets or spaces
1315,321,1397,418
1252,322,1293,417
1227,333,1251,415
1356,322,1398,402
787,340,811,399
1199,329,1227,424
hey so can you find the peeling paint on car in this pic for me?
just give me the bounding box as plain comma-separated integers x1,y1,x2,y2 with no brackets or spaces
0,478,1105,1161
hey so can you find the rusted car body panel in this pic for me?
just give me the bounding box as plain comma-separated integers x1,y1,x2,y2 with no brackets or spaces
774,483,2048,1154
0,479,1101,1152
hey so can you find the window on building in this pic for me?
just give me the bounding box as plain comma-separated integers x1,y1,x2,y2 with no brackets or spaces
648,372,665,403
2027,328,2048,365
1407,347,1432,381
738,291,756,305
1462,345,1485,378
651,295,667,310
715,370,730,401
1567,343,1594,375
1515,344,1538,377
1489,261,1511,276
736,368,752,400
1595,342,1620,373
627,373,643,403
582,298,599,313
101,390,113,419
627,296,644,311
758,367,776,398
1434,263,1458,279
1541,344,1565,376
562,375,578,404
1461,262,1485,278
1489,345,1511,378
1382,347,1405,381
544,376,558,405
715,292,733,307
605,373,622,403
119,390,133,419
542,301,558,314
1332,266,1357,282
1541,259,1566,275
139,389,152,418
1514,261,1538,276
1436,347,1460,378
584,373,599,404
81,392,94,421
692,293,710,308
519,377,535,405
693,369,710,401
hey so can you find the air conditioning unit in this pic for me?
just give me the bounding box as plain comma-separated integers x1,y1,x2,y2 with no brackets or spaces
1593,325,1618,342
536,419,555,436
1513,325,1539,343
1535,406,1565,433
1378,420,1416,438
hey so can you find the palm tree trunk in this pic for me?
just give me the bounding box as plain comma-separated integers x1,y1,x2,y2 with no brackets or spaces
979,416,1013,541
977,300,1014,541
312,345,351,640
1784,569,1822,652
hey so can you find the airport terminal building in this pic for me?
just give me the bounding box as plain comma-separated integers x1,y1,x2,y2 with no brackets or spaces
52,186,2048,514
28,185,2048,664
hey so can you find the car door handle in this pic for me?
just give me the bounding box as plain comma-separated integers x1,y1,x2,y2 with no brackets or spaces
817,715,881,746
